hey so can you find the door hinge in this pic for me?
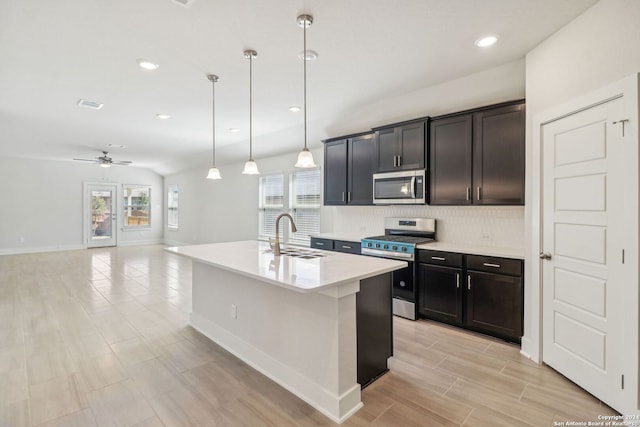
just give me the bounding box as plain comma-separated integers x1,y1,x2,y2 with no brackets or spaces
622,374,625,389
613,119,630,137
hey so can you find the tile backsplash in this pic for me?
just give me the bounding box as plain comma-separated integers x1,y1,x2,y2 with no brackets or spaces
328,205,524,248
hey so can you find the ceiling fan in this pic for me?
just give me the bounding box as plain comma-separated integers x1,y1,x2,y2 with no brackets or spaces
73,151,132,168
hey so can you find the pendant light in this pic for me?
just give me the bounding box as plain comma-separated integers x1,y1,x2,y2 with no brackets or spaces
206,74,222,180
294,14,317,168
242,49,260,175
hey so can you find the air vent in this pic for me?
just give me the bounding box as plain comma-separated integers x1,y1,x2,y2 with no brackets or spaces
77,99,104,110
171,0,195,8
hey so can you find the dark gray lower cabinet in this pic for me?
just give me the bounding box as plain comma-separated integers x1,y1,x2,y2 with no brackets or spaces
310,237,391,387
418,250,523,343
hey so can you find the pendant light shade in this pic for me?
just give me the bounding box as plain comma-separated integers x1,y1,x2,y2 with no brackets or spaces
294,14,316,168
206,74,222,180
242,50,260,175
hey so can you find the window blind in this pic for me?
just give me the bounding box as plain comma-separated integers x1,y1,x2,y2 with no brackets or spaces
289,169,321,245
258,174,284,240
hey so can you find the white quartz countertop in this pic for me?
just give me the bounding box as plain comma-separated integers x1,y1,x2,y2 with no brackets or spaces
166,240,407,293
311,232,376,243
416,242,524,260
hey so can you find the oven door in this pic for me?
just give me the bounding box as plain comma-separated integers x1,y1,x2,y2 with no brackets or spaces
392,262,416,320
373,170,426,205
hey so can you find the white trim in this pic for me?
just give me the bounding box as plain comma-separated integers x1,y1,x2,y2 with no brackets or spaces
190,312,362,424
163,238,191,247
83,181,120,248
0,244,84,256
117,239,163,247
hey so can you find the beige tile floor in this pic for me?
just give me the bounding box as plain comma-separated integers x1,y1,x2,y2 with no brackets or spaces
0,245,617,426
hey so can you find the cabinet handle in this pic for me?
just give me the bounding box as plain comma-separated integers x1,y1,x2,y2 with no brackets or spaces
431,256,446,261
483,262,501,268
393,155,398,167
456,272,459,289
347,191,351,202
341,192,345,202
316,242,324,246
342,245,352,249
477,187,481,201
466,187,471,201
467,275,471,290
397,155,402,166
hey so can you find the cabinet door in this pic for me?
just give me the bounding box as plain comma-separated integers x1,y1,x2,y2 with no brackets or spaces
375,127,398,172
465,271,523,341
348,133,375,205
398,121,425,170
323,139,348,205
418,264,462,325
429,114,473,205
473,103,525,205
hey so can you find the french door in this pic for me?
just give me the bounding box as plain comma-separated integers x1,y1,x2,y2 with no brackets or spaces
86,183,118,248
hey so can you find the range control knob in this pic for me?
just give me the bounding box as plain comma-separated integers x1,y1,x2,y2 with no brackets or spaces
375,243,381,248
401,247,408,252
392,245,398,251
367,242,373,248
383,244,389,250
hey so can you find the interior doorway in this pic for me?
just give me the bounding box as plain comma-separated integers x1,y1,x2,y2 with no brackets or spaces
86,183,118,248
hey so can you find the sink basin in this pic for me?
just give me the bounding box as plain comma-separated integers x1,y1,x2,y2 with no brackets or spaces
264,247,329,259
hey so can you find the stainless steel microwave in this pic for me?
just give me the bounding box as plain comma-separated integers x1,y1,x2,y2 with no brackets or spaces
373,169,426,205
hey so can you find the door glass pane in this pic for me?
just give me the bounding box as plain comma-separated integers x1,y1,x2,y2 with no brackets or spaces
91,190,112,240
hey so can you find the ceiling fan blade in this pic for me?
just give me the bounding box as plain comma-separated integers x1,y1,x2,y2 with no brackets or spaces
73,158,100,163
111,161,131,165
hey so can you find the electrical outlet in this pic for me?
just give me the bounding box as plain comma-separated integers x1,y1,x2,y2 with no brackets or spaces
231,304,237,319
481,232,492,241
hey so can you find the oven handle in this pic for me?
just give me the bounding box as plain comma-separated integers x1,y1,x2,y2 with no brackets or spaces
361,248,414,261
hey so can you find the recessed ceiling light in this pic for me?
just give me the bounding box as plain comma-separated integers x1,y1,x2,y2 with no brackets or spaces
475,36,498,48
297,50,318,61
77,99,104,110
229,128,240,133
288,106,301,112
156,113,171,120
138,59,159,70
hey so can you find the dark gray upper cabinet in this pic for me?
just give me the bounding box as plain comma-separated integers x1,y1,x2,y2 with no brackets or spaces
429,100,525,206
374,120,426,172
473,103,525,205
323,132,375,206
429,114,473,205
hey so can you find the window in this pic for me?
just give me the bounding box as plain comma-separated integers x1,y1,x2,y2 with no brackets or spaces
289,169,321,245
258,169,321,245
258,174,284,240
123,185,151,228
167,185,179,229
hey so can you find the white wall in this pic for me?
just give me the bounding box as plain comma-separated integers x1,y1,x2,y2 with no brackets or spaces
163,147,327,246
523,0,640,359
0,156,164,254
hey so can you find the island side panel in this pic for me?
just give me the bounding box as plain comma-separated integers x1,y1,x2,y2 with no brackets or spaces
189,260,362,423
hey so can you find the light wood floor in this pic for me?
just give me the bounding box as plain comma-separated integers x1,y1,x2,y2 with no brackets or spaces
0,245,616,426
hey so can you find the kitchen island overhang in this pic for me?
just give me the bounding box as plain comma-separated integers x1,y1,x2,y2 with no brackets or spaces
166,241,407,423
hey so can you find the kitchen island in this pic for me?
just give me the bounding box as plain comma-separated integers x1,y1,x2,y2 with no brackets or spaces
166,240,407,423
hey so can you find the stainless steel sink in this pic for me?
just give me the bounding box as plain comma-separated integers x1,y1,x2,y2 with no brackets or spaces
264,247,329,259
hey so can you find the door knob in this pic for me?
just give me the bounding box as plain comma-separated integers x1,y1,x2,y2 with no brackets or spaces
539,252,552,260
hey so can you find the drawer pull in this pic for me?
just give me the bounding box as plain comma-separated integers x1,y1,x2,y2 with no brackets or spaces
316,242,324,246
431,256,446,261
342,245,352,249
467,275,471,290
456,273,459,288
483,263,501,268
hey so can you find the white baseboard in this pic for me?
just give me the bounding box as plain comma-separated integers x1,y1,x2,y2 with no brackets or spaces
163,238,192,247
118,238,163,247
0,244,84,256
520,337,538,362
190,312,362,424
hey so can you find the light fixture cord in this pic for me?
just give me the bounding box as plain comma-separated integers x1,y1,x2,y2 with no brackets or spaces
212,78,216,167
249,54,253,161
303,19,308,150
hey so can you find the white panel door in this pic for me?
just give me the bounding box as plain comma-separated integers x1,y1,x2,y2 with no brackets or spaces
541,96,636,413
87,184,118,248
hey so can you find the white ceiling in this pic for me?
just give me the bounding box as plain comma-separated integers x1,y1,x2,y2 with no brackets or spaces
0,0,598,175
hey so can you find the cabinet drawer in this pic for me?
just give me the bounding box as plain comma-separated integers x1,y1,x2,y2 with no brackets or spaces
310,238,334,251
466,255,522,276
334,240,361,254
418,250,463,268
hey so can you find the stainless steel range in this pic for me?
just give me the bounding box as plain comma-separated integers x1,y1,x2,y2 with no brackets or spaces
361,217,436,320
